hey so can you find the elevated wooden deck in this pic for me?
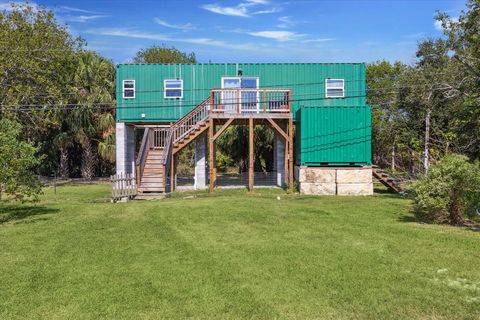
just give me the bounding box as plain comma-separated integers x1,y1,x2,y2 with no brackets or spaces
135,88,294,194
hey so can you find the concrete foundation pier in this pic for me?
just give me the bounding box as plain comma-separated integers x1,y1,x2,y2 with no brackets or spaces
115,123,135,175
194,133,208,189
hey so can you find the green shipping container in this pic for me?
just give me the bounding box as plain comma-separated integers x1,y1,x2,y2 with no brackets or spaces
116,63,366,122
296,106,372,166
116,63,371,166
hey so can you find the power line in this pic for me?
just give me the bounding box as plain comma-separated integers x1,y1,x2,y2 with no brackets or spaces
2,94,370,112
0,83,446,111
2,74,456,98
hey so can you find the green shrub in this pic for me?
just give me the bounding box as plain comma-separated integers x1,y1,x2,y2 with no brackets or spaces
412,154,480,225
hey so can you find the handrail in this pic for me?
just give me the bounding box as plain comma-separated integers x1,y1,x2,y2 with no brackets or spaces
211,88,291,92
161,129,172,166
210,88,291,114
161,128,173,190
135,127,150,184
171,96,211,144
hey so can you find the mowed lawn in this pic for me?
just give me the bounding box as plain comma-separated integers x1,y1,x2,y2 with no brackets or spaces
1,184,479,319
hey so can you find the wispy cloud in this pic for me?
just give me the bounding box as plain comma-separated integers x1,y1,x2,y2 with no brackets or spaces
58,5,100,14
223,27,331,43
201,0,281,17
201,3,249,17
301,38,333,43
252,7,282,14
276,16,307,28
154,18,196,31
66,14,110,23
87,28,260,51
248,30,302,41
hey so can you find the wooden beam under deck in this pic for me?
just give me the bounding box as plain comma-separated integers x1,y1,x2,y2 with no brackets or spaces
212,118,234,142
211,113,291,120
266,118,288,141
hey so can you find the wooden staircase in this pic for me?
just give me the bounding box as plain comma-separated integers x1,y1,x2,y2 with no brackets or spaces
372,165,402,193
138,149,166,193
135,97,212,194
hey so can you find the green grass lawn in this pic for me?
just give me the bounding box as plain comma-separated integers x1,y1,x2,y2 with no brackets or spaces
1,184,479,319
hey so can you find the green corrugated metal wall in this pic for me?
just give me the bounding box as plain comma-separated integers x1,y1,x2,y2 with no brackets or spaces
116,63,371,166
296,106,371,166
116,63,366,122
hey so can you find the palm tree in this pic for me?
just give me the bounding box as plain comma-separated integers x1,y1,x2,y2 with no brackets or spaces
53,131,72,178
70,51,115,180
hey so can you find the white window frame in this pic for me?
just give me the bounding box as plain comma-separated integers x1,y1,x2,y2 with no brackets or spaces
325,78,345,98
122,80,135,99
164,79,183,99
221,76,260,113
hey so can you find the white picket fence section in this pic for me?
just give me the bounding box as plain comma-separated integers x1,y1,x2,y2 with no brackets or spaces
111,172,137,201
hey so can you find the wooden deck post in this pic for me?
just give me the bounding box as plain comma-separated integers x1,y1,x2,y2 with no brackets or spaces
284,121,289,186
249,117,254,192
171,153,175,192
288,117,294,192
209,117,215,192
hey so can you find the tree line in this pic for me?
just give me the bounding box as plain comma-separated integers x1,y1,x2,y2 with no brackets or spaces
367,0,480,176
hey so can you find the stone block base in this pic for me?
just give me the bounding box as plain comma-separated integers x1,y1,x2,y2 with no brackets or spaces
337,183,373,196
295,166,373,196
300,182,337,195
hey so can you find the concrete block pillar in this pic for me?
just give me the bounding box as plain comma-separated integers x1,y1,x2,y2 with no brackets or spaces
194,133,208,189
116,123,135,175
274,134,285,187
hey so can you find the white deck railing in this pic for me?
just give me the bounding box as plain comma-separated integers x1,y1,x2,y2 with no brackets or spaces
211,89,291,114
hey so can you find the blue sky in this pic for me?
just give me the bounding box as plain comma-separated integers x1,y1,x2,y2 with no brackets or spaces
1,0,467,63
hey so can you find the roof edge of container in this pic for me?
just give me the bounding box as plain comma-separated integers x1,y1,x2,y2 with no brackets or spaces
116,62,367,67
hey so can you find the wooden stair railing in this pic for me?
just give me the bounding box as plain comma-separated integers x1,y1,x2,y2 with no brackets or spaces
135,127,150,185
372,165,403,193
160,127,173,191
172,97,211,145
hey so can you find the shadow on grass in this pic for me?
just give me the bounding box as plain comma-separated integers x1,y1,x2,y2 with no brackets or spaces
397,214,418,223
0,204,59,224
398,212,480,233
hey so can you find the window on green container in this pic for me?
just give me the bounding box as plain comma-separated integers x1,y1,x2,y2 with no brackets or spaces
325,79,344,98
164,79,183,99
122,80,135,99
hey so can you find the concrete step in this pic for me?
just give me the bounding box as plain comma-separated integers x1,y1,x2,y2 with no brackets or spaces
136,193,168,200
141,183,164,187
138,187,166,193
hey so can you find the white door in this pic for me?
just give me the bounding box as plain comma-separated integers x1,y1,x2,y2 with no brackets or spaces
221,77,259,113
240,78,259,113
221,77,241,113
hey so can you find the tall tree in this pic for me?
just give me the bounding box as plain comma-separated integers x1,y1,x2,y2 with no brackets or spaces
69,51,115,180
133,45,196,64
437,1,480,159
0,3,82,134
367,61,407,170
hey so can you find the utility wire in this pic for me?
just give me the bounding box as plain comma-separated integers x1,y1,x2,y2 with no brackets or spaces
0,83,445,111
0,94,403,113
2,74,456,98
